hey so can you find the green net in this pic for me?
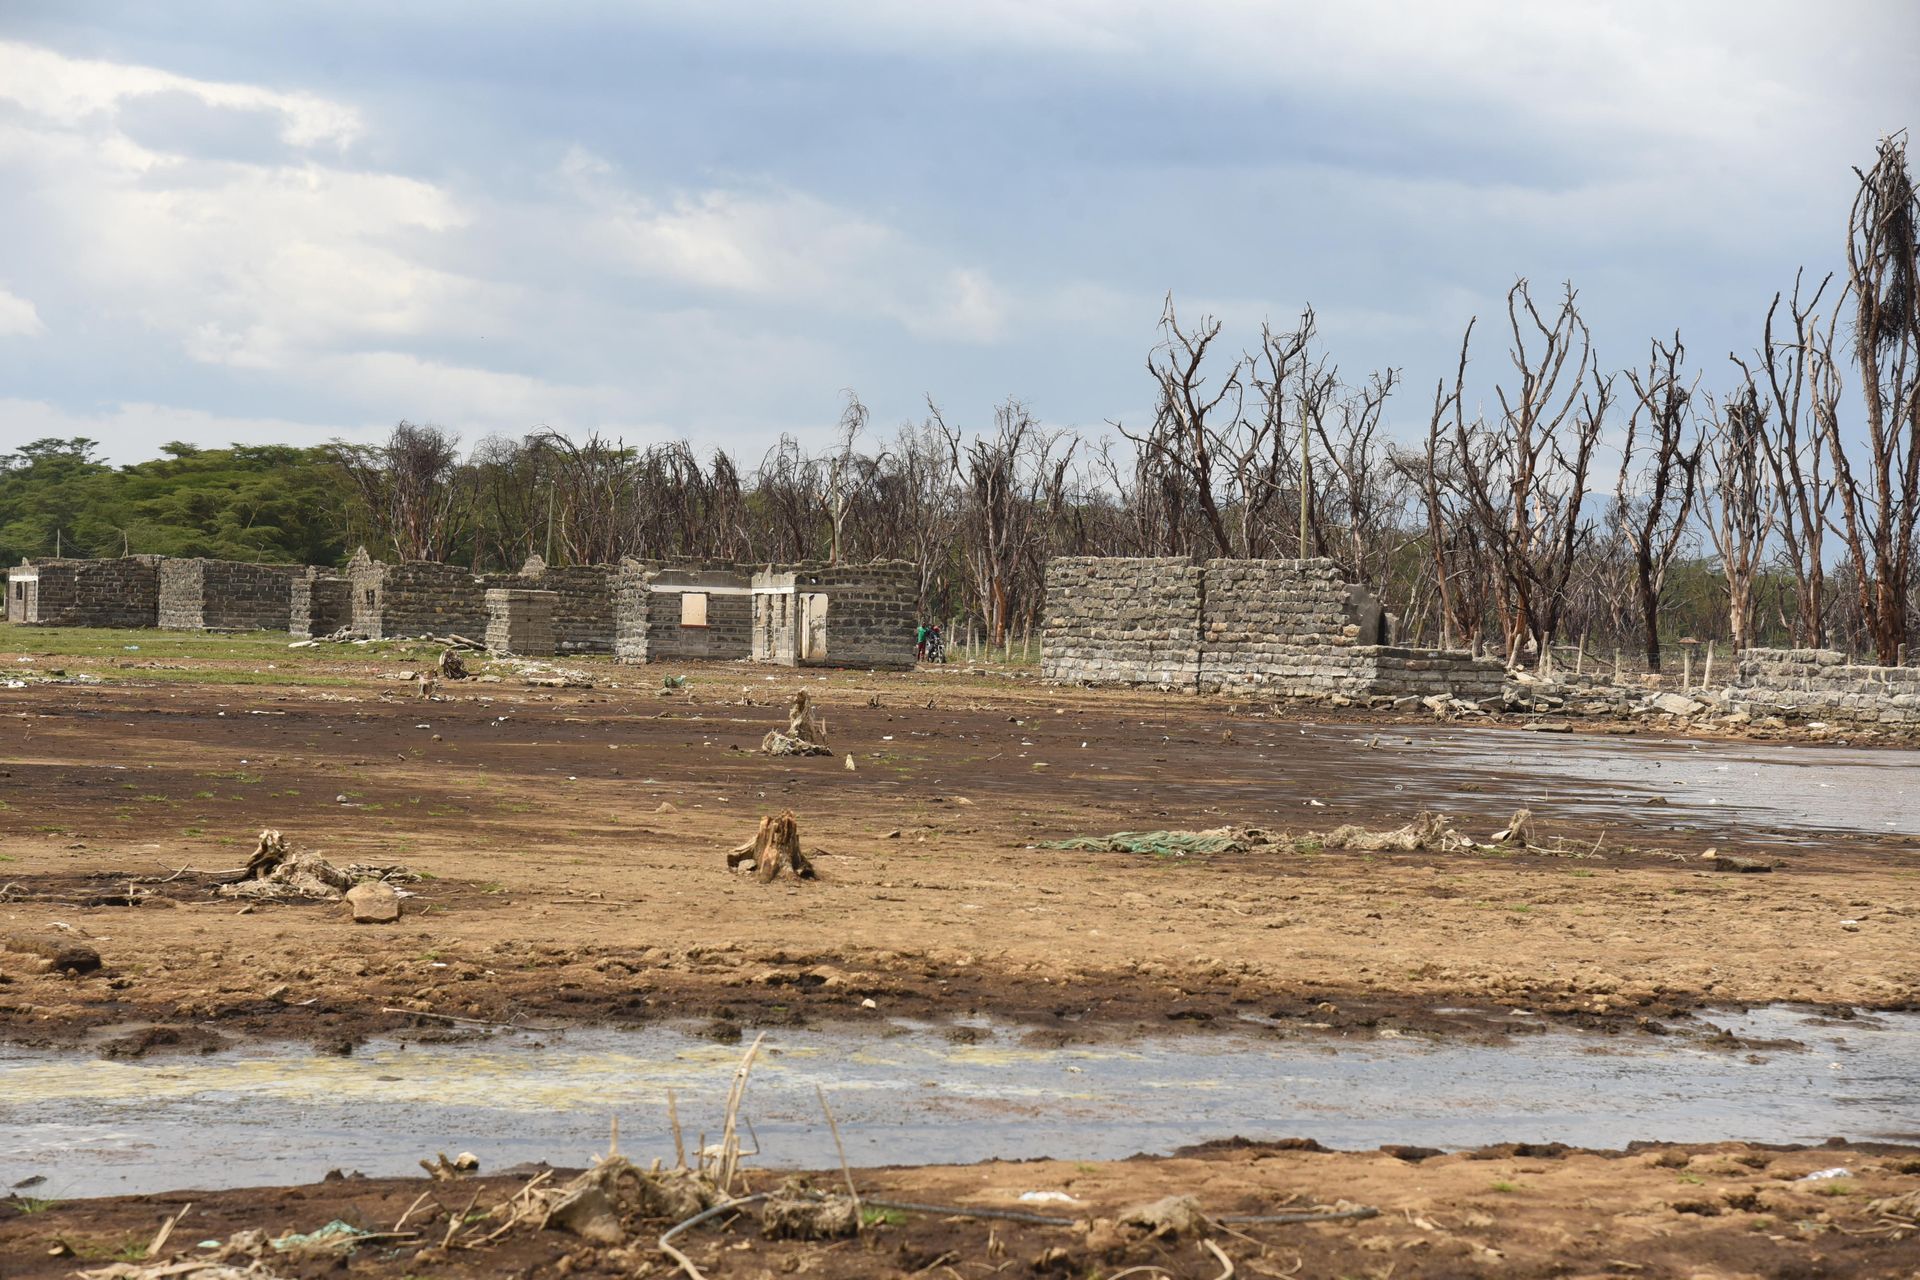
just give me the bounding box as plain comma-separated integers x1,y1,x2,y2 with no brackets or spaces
1040,829,1252,856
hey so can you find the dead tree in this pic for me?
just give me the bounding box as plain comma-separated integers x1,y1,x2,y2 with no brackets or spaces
1823,135,1920,663
1617,335,1706,671
1443,281,1609,661
1703,373,1776,652
1310,367,1406,594
1137,296,1246,557
1744,273,1836,647
1415,319,1492,649
332,421,471,563
819,392,868,565
941,399,1072,645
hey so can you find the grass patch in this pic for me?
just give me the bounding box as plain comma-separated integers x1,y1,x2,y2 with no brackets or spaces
13,1197,59,1213
861,1207,907,1228
1489,1180,1521,1193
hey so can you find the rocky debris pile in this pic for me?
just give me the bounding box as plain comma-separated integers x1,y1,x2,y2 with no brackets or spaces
217,829,416,917
761,689,832,756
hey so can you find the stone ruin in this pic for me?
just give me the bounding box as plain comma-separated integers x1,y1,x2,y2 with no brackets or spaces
1041,556,1505,702
346,549,490,641
613,561,754,663
5,556,163,629
496,554,616,653
485,587,557,657
1723,648,1920,729
158,558,306,632
751,561,918,671
290,569,353,639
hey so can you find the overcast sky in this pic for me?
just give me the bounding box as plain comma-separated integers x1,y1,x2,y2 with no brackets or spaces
0,2,1913,464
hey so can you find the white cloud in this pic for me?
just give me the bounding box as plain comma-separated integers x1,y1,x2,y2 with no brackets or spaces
0,39,362,150
0,286,44,337
558,154,1007,342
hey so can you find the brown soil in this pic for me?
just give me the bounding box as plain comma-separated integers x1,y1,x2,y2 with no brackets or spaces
2,659,1917,1054
5,1141,1919,1279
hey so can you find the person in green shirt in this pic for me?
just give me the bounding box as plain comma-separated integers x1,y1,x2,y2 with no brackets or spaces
916,622,929,661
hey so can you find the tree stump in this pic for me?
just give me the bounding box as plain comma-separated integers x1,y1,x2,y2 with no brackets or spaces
728,812,817,882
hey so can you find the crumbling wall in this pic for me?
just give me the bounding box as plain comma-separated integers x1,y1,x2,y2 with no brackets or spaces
1726,649,1920,727
752,561,917,670
1040,557,1204,687
347,550,486,640
486,588,557,656
1043,555,1502,701
500,557,616,653
158,558,303,631
290,572,352,639
5,557,161,628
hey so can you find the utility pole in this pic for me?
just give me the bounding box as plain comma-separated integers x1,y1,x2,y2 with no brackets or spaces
544,481,555,564
1297,396,1310,558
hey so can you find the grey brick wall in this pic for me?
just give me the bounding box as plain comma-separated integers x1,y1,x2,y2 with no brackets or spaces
1043,556,1503,701
347,551,487,640
5,557,161,628
1727,648,1920,726
485,588,557,656
291,572,352,638
612,561,754,663
158,558,303,631
751,561,917,670
1040,557,1204,687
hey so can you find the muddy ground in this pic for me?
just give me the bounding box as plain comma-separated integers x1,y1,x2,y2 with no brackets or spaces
5,1140,1920,1278
1,650,1916,1053
4,638,1920,1276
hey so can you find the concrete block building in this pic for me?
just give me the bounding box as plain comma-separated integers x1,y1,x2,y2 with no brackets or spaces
5,556,163,628
750,561,917,670
613,560,754,663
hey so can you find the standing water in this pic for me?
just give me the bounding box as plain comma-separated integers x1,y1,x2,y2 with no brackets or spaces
4,1005,1917,1198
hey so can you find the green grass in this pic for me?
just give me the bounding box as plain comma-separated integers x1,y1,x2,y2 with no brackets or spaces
12,1197,59,1214
861,1207,907,1227
1489,1180,1521,1193
0,623,421,687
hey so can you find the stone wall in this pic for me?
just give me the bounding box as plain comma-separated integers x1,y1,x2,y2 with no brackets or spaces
1043,555,1503,701
486,588,557,656
4,557,161,628
290,573,352,639
1726,648,1920,727
752,561,918,670
158,558,303,631
494,557,616,653
612,561,753,663
1040,557,1204,687
348,550,487,640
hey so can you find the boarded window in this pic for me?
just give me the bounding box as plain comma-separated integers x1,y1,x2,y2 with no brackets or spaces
680,591,709,627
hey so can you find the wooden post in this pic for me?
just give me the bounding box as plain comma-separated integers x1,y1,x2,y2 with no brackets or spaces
1613,647,1622,681
1682,648,1693,689
1703,643,1714,686
1576,632,1586,677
